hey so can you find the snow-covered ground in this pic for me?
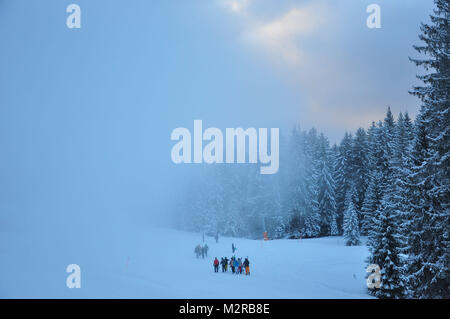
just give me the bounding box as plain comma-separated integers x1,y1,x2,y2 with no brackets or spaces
0,224,372,298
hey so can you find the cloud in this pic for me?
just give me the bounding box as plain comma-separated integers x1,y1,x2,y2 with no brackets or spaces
222,1,329,66
248,5,328,66
218,0,422,141
222,0,251,14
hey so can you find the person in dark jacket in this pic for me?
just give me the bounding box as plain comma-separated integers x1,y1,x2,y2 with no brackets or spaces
221,257,226,272
194,245,201,258
244,257,250,275
204,244,209,257
213,257,219,273
201,246,205,259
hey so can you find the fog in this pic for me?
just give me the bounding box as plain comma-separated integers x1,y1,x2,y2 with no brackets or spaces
0,0,434,296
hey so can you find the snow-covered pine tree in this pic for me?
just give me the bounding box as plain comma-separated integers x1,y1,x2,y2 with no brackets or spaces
202,165,225,236
401,115,431,298
366,122,378,172
361,119,389,235
334,132,354,233
351,128,370,229
385,112,415,246
260,173,284,239
360,122,378,235
285,126,307,238
297,129,320,238
361,170,383,236
330,214,339,236
302,204,321,238
219,165,248,237
277,131,292,238
367,197,405,299
285,127,321,238
393,112,414,160
330,143,341,236
244,165,266,238
316,133,337,236
381,107,396,181
186,168,209,233
343,185,360,246
370,109,396,215
405,0,449,298
374,108,395,188
371,111,417,298
364,109,411,298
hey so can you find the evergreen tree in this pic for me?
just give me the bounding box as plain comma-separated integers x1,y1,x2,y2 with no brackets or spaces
316,134,337,235
285,126,307,238
367,198,405,298
202,165,225,236
352,128,370,227
361,171,383,236
334,132,353,232
385,112,414,243
302,129,321,238
220,165,248,237
244,165,266,238
361,120,387,235
330,215,339,236
405,0,449,298
381,107,396,179
402,115,431,297
366,122,378,173
372,112,413,298
343,186,360,246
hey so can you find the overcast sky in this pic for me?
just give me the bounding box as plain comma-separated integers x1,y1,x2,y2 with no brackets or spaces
0,0,435,231
215,0,434,138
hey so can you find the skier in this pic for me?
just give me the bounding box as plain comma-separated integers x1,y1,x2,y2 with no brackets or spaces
232,243,236,253
244,257,250,275
204,244,209,257
201,246,205,259
214,233,219,243
224,257,229,272
230,257,235,274
234,257,239,274
213,257,219,273
238,258,243,274
194,245,201,258
221,257,226,272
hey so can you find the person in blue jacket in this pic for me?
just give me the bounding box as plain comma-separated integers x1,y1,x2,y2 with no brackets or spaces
234,258,239,274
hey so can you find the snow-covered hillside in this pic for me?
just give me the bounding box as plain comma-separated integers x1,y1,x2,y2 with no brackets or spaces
0,225,372,298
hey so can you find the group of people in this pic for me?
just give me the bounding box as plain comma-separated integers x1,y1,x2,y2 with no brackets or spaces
213,256,250,275
195,244,209,259
194,241,250,276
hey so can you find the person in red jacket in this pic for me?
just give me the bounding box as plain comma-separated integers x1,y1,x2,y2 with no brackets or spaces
213,257,219,273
